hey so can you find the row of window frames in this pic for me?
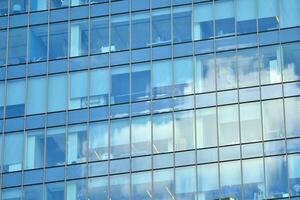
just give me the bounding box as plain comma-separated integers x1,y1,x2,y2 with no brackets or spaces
1,139,299,185
1,5,299,66
0,41,299,118
0,81,300,131
0,24,297,72
0,29,300,80
1,0,298,37
1,137,299,179
1,154,300,200
1,97,300,175
0,0,198,16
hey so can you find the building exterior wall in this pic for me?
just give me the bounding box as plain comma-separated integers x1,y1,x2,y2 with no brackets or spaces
0,0,300,199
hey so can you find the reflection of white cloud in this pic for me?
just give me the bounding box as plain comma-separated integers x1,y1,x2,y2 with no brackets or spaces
285,97,300,137
283,63,300,81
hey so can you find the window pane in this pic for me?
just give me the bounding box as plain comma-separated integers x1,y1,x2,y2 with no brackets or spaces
111,66,130,104
196,108,217,148
28,24,47,62
131,63,150,101
220,161,242,199
175,110,195,151
88,176,108,200
67,124,87,164
8,27,27,65
195,54,215,93
131,116,151,156
30,0,47,11
288,154,300,196
3,132,23,172
152,60,172,98
88,122,108,161
0,0,8,16
285,97,300,138
238,48,260,87
27,76,46,115
173,6,192,43
236,0,257,34
67,179,87,200
197,163,219,200
262,99,285,140
215,0,235,37
279,0,300,28
45,182,65,200
218,105,239,145
90,17,109,54
0,30,7,66
110,174,130,199
153,169,175,200
132,12,150,49
6,79,25,118
153,113,173,153
111,14,129,51
282,42,300,82
240,102,262,143
242,158,265,199
49,22,68,60
265,156,288,198
110,119,130,159
90,68,109,107
2,187,21,200
46,127,66,167
258,0,279,31
48,74,67,112
132,172,152,200
216,51,237,90
174,57,193,95
194,2,213,40
70,20,88,57
69,71,88,110
10,0,27,14
260,45,282,84
24,130,44,170
152,9,171,45
71,0,88,6
176,166,196,199
23,185,43,200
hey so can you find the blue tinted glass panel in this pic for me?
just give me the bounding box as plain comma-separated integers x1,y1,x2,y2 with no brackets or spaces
194,2,213,40
27,76,46,115
236,0,257,34
67,124,87,164
89,121,108,161
174,57,193,95
152,9,171,46
48,74,67,112
132,12,150,49
0,30,6,66
10,0,27,14
238,48,259,87
153,113,173,153
25,130,44,170
111,66,129,104
216,51,237,90
23,185,43,200
152,60,172,98
51,0,69,9
6,79,25,118
70,20,88,57
132,63,150,101
282,42,300,82
90,17,109,54
111,14,129,51
46,127,66,167
3,132,23,172
153,169,174,199
131,116,151,156
215,0,235,37
176,166,196,199
49,22,68,60
45,182,65,200
88,177,108,200
258,0,279,31
173,6,192,43
110,119,130,159
8,27,27,65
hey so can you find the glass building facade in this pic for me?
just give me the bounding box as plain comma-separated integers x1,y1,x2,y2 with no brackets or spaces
0,0,300,199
